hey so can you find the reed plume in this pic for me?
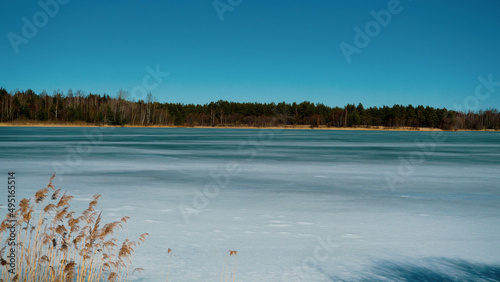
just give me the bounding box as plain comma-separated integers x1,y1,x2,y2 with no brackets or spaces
0,173,148,281
221,250,238,282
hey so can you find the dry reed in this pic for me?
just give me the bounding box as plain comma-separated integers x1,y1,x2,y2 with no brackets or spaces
166,248,173,282
0,173,148,281
221,250,238,282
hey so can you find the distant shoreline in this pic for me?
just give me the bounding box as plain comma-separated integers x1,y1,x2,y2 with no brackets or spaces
1,121,499,131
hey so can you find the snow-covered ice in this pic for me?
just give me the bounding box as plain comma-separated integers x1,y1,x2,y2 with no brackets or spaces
1,127,499,281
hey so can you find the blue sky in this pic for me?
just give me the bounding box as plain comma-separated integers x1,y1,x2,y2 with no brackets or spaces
1,0,500,110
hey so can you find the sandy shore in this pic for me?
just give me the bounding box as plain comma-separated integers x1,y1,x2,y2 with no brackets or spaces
1,121,499,131
189,125,444,131
0,121,462,131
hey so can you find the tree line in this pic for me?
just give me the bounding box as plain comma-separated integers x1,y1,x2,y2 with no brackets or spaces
1,88,499,130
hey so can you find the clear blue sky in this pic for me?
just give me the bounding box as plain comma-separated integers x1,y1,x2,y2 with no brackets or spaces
1,0,500,110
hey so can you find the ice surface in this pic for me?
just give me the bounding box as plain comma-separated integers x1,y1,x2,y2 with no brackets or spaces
1,127,500,281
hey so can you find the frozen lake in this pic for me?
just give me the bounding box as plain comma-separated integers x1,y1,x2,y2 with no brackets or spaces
1,127,500,281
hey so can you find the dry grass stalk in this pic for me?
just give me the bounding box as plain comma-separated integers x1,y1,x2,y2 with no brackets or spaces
166,248,173,282
0,173,148,281
221,250,238,282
